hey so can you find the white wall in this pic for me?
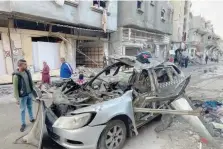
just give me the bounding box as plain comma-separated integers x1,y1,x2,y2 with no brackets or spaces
171,1,185,42
0,40,6,75
32,42,60,72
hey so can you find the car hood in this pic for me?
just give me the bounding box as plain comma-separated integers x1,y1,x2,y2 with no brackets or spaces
69,90,133,115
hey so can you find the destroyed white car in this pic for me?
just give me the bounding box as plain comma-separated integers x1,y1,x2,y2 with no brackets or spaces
44,57,191,149
21,56,220,149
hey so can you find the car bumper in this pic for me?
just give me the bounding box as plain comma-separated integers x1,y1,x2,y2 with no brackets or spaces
45,108,106,149
48,125,106,149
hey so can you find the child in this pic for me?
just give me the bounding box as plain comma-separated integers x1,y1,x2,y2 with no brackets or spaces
77,74,85,85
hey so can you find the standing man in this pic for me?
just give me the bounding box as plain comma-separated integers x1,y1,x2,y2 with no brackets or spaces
205,55,209,64
13,59,35,132
60,57,73,79
185,56,189,68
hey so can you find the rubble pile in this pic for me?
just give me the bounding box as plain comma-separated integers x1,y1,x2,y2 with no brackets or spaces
0,85,13,98
192,100,223,138
76,66,102,78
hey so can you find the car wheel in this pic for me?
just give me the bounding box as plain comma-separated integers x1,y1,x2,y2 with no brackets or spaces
98,120,127,149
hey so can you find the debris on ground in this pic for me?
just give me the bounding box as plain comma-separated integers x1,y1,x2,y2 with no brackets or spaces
0,85,13,98
192,100,223,138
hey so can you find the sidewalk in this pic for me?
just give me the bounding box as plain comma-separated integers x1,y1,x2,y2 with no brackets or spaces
0,69,60,85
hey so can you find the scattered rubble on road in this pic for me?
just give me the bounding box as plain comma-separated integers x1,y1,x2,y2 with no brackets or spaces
0,85,13,98
193,100,223,138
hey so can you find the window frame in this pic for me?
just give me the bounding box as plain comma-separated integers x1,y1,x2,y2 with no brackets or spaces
137,0,144,14
64,0,79,7
91,0,110,15
150,1,155,6
137,0,143,9
93,0,107,9
154,67,171,84
161,8,166,22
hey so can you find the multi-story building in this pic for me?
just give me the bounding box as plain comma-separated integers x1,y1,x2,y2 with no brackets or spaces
0,0,118,75
110,1,173,61
171,0,192,51
187,15,220,60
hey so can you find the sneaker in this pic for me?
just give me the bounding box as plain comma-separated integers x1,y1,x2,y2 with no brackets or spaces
30,119,35,123
20,124,26,132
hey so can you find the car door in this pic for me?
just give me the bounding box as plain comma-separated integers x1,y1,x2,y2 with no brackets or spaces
155,65,182,96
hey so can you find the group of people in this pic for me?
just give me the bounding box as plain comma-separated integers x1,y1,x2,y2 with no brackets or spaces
13,57,84,132
172,49,190,68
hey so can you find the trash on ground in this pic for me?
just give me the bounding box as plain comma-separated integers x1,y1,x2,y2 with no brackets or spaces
192,99,223,138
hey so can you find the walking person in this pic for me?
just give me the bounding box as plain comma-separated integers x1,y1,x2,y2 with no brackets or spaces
13,59,35,132
185,56,189,68
40,61,50,89
205,55,209,64
60,57,73,79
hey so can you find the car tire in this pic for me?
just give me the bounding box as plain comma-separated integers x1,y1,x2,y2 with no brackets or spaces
98,120,127,149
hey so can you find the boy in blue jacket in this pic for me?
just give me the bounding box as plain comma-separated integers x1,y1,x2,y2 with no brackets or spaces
60,58,73,79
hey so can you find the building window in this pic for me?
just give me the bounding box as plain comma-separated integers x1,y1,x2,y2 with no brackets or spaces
150,1,155,6
208,36,211,40
137,0,142,9
91,0,110,15
161,9,166,21
93,0,106,9
65,0,79,7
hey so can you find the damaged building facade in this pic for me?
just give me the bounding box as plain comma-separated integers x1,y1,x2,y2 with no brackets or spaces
187,15,221,61
0,0,117,75
170,0,192,51
110,1,173,61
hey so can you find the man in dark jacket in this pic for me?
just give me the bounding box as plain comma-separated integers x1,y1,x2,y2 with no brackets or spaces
60,58,73,79
13,59,35,132
205,55,209,64
185,56,189,68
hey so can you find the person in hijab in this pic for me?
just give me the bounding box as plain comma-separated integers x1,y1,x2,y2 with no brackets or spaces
41,61,50,87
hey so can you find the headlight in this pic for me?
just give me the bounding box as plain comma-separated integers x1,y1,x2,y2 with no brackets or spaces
53,113,92,130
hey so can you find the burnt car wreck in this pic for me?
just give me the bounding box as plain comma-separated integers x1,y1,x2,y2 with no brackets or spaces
18,56,220,149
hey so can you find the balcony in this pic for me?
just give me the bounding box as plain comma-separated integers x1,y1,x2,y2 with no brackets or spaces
0,1,118,32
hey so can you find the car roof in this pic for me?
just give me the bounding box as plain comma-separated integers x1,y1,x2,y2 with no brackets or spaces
109,55,167,69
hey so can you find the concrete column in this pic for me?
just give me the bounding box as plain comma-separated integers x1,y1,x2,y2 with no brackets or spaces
0,39,6,75
8,19,14,28
155,45,159,58
103,42,109,57
109,27,123,56
21,34,33,65
59,41,66,58
10,33,23,70
103,42,109,65
1,33,13,74
122,46,126,55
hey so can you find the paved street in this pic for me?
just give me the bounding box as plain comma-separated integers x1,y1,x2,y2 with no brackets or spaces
0,62,222,149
